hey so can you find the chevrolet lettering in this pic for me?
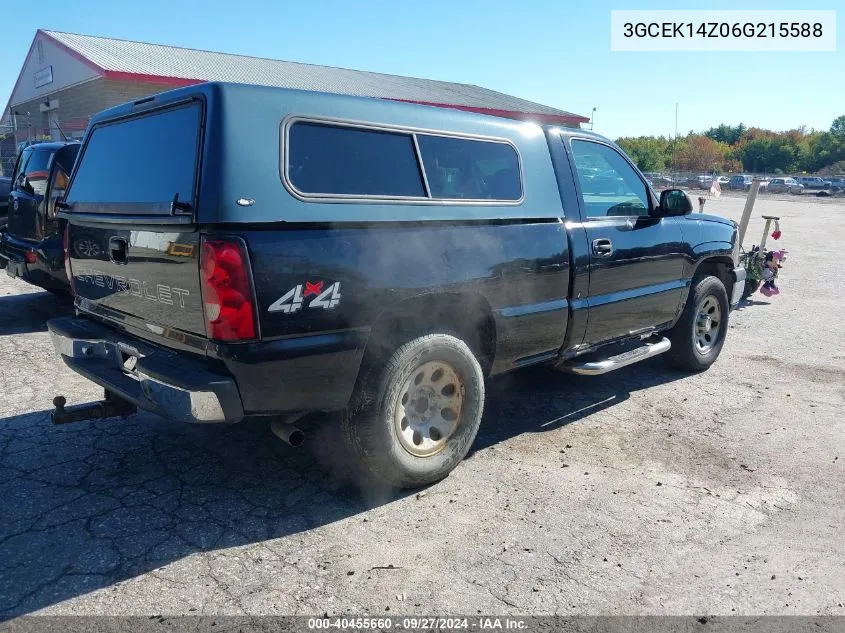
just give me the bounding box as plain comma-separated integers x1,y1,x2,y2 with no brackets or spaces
74,267,190,307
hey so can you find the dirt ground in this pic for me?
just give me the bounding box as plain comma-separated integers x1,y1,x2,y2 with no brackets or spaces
0,194,843,618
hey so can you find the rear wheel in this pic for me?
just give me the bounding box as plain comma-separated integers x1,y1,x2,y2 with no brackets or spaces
342,333,485,488
73,237,102,258
664,275,730,372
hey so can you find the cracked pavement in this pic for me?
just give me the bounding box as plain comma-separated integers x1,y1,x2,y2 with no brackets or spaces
0,195,843,617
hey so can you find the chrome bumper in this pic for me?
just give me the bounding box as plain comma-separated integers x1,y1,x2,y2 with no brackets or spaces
47,316,244,423
730,265,747,308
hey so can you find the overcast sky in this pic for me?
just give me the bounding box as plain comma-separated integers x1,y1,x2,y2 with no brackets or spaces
2,0,842,139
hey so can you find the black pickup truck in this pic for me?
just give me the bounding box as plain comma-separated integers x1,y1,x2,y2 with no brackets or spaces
0,141,80,292
48,83,745,487
0,176,10,224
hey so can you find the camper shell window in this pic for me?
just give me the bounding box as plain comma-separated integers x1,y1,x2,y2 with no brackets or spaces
284,118,523,204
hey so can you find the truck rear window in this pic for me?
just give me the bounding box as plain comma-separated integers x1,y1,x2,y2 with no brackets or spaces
66,102,201,212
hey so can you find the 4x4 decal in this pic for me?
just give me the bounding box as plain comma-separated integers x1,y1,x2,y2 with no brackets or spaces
268,281,342,313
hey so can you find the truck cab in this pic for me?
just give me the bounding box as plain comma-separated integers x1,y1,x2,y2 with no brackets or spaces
47,82,744,487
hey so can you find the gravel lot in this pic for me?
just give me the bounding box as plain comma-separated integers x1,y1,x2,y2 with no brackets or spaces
0,195,843,618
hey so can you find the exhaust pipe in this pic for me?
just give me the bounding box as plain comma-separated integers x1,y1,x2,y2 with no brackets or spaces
271,418,306,448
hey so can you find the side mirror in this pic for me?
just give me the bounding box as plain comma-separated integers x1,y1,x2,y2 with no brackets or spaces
15,173,30,194
656,189,693,216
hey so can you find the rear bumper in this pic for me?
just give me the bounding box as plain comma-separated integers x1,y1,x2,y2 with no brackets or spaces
47,316,244,423
0,231,68,290
730,265,747,308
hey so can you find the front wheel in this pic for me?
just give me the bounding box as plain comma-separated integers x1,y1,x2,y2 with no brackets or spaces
342,333,485,488
664,275,730,372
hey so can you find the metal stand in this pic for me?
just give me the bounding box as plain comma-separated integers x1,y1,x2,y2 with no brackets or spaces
737,179,763,247
758,215,780,252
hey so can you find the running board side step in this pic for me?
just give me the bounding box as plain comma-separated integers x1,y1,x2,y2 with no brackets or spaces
558,337,671,376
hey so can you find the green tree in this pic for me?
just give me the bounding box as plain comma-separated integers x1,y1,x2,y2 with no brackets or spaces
614,115,845,174
830,115,845,139
616,136,671,171
704,123,747,146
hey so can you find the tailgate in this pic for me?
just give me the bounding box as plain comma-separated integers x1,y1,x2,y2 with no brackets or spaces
68,224,205,335
63,98,207,338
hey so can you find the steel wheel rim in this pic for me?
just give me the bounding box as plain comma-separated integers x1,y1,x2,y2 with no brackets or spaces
394,360,464,458
694,295,722,354
76,239,100,258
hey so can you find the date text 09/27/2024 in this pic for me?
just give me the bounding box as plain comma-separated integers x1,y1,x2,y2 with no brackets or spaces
307,617,528,630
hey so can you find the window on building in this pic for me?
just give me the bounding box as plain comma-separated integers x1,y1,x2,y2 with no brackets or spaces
287,122,426,197
416,135,522,200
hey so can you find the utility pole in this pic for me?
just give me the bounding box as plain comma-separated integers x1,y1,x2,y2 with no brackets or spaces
671,102,679,176
590,107,596,131
675,102,679,140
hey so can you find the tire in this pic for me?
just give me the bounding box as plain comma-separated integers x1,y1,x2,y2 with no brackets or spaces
73,237,102,259
664,275,730,372
342,333,485,488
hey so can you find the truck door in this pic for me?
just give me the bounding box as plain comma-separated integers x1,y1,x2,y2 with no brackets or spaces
567,138,686,345
8,148,51,241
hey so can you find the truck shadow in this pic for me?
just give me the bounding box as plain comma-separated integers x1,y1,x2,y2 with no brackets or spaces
472,357,687,453
0,357,687,617
0,290,73,336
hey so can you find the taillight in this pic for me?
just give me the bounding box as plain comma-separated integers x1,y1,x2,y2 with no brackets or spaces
200,237,257,341
63,224,75,293
24,250,37,264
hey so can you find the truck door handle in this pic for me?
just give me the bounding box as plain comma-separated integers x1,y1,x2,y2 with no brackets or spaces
592,238,613,256
109,237,128,265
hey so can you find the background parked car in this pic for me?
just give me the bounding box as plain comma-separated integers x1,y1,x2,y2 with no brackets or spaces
824,176,845,192
796,176,831,190
687,174,713,189
728,175,753,190
643,172,674,188
0,176,10,227
767,177,804,194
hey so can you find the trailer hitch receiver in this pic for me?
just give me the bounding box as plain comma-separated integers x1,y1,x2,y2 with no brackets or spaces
51,391,136,425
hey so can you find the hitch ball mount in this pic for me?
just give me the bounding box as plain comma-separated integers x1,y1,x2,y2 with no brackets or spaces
51,390,137,425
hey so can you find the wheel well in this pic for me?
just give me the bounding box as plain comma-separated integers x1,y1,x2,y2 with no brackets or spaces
363,293,496,376
694,257,734,292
